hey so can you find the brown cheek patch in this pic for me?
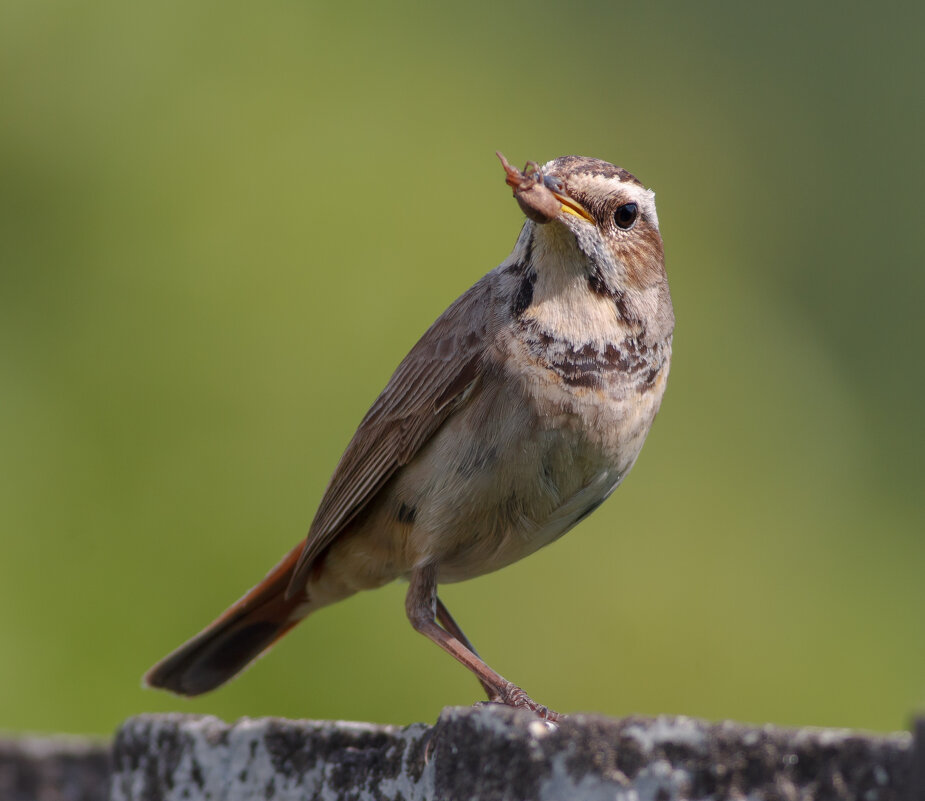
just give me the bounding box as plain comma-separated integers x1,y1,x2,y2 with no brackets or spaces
617,225,665,290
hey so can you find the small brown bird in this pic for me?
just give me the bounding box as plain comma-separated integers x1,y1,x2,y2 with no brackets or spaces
145,153,674,721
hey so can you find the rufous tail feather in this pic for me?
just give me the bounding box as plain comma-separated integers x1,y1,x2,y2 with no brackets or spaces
144,541,308,696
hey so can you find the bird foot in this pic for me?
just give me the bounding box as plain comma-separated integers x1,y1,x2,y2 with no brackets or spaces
482,681,562,724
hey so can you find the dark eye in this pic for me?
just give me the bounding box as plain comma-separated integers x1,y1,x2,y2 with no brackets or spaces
614,202,638,230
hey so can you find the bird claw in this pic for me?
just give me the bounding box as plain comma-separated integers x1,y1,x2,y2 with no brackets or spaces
494,681,563,723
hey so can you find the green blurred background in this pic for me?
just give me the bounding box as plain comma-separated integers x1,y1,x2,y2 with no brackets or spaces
1,1,923,737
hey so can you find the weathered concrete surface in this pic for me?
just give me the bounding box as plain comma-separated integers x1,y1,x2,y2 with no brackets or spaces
0,734,110,801
110,705,916,801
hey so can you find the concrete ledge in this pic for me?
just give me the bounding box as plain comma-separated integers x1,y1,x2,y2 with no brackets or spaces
2,707,918,801
109,706,916,801
0,734,110,801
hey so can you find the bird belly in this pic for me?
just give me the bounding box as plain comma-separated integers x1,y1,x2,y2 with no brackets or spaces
392,371,655,584
433,466,624,584
314,352,666,595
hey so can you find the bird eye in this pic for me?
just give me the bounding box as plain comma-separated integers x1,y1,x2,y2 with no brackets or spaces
614,203,638,230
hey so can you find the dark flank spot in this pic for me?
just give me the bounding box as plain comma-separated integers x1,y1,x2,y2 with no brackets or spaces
397,502,417,525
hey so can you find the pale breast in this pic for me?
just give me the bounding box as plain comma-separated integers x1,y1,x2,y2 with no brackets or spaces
391,330,668,583
315,335,669,596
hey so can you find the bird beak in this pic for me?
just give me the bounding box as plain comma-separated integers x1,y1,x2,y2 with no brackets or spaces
543,176,594,224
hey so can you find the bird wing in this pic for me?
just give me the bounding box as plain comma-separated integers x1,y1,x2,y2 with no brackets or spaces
286,274,498,596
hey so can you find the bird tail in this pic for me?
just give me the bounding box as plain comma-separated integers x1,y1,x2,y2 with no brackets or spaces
144,541,310,696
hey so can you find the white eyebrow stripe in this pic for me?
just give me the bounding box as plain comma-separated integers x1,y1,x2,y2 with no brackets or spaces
568,174,660,232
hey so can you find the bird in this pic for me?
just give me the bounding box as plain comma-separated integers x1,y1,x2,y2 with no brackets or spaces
144,153,675,722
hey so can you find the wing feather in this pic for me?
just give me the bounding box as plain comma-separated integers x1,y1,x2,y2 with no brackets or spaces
286,274,498,595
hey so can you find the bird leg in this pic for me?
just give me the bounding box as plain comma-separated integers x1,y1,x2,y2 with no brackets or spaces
435,596,495,700
406,564,561,722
